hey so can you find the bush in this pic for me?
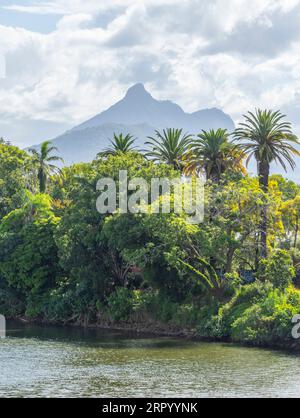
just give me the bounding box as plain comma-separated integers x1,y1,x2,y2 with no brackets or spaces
119,290,200,326
196,303,222,338
43,286,75,321
196,281,271,339
230,287,300,345
172,304,204,328
206,281,300,346
105,289,200,325
0,283,25,318
137,291,179,323
215,281,272,336
289,248,300,287
258,249,295,290
107,288,136,322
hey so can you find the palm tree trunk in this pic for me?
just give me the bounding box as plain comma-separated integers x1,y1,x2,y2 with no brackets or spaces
38,169,47,193
258,160,269,259
206,166,221,183
211,171,221,183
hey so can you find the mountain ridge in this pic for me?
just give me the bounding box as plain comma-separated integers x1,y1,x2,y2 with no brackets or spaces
31,83,235,165
72,83,234,133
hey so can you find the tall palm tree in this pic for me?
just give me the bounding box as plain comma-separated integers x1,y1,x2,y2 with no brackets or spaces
184,129,246,181
145,128,193,171
234,109,300,258
98,133,137,158
29,141,64,193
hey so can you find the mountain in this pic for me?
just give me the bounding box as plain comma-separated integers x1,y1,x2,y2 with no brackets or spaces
31,83,235,165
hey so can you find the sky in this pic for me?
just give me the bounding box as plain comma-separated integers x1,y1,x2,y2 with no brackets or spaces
0,0,300,173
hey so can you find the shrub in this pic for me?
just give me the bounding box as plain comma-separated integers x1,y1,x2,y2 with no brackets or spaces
137,291,179,323
0,283,25,318
200,281,273,338
107,288,135,322
217,281,272,334
258,249,295,290
44,287,75,321
196,303,222,338
207,281,300,346
172,304,203,328
289,248,300,287
230,287,300,345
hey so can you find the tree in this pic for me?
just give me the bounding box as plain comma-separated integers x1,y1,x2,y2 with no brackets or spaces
97,133,137,158
234,109,300,258
0,193,61,318
270,174,299,201
282,195,300,248
145,128,193,171
206,177,283,273
54,153,179,319
184,129,246,181
0,143,35,218
29,141,64,193
258,249,295,290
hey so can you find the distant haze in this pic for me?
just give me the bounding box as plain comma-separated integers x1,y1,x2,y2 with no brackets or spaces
30,83,235,165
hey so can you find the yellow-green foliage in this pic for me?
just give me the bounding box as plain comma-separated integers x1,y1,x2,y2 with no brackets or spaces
212,283,300,346
1,150,300,349
258,249,295,290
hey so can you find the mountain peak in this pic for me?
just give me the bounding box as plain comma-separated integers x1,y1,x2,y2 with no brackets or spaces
68,83,235,147
125,83,152,100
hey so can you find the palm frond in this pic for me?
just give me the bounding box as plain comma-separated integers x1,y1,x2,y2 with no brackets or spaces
97,133,137,158
145,128,193,170
233,109,299,174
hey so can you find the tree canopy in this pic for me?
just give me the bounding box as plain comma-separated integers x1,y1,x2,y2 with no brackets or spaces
0,121,300,349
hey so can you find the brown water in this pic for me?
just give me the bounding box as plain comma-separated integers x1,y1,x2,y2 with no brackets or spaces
0,321,300,398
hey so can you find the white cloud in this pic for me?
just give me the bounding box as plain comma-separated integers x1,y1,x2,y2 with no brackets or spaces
3,1,67,15
56,14,93,30
1,0,300,144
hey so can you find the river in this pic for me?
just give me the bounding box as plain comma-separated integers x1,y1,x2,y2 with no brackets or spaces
0,321,299,398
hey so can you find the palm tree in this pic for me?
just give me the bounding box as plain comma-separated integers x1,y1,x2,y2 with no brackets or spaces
97,133,137,158
29,141,64,193
234,109,300,258
184,129,246,181
145,128,193,171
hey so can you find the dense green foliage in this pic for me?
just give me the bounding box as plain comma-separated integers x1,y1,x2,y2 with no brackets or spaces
0,144,35,218
1,113,300,349
199,283,300,346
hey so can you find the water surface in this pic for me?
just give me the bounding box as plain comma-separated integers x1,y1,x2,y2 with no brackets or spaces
0,321,299,398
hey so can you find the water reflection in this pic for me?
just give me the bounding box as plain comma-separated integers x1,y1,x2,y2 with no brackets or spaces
0,321,299,398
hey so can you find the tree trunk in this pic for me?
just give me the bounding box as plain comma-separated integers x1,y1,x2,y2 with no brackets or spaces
258,160,269,259
294,216,299,248
226,246,235,273
38,169,47,193
254,233,260,271
207,165,221,183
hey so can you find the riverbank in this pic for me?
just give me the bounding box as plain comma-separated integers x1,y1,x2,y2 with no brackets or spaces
13,314,300,352
16,315,195,338
4,277,300,352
